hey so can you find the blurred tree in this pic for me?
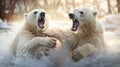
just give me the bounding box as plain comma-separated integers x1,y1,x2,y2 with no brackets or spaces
0,0,39,21
72,0,75,8
65,0,69,13
107,0,112,14
0,0,22,20
117,0,120,13
0,0,6,21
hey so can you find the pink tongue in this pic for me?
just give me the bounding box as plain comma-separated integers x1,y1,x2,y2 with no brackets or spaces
71,20,79,31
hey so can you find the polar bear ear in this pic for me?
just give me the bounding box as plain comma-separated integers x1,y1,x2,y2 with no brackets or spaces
93,11,97,17
24,13,28,18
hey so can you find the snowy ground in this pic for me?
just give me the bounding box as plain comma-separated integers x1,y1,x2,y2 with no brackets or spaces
0,18,120,67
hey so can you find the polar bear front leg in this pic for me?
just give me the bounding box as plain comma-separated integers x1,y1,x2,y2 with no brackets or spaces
25,37,57,50
43,28,66,41
19,37,57,58
71,43,98,61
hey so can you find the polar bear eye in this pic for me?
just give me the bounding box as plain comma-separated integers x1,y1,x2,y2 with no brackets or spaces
34,11,38,14
80,11,84,14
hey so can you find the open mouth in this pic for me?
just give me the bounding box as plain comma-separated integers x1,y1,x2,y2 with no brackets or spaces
71,19,79,31
38,17,45,28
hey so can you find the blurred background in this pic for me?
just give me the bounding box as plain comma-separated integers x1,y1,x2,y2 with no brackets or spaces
0,0,120,21
0,0,120,67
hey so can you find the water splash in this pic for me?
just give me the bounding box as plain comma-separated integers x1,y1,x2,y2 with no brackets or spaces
0,21,120,67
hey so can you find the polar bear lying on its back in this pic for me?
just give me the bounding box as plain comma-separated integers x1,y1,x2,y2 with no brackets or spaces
10,9,56,59
68,7,105,61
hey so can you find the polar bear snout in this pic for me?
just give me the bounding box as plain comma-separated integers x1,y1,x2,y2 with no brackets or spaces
69,13,80,31
38,12,45,29
40,12,45,18
69,13,74,19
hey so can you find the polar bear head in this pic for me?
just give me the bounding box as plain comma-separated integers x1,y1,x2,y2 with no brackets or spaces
69,7,97,31
24,9,48,30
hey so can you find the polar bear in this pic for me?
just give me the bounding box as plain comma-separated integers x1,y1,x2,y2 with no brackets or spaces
10,9,57,59
68,7,105,61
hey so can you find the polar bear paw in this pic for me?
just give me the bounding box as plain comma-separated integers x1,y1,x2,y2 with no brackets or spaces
46,38,57,48
71,49,84,61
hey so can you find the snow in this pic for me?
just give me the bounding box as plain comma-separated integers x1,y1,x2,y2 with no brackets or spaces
0,19,11,30
0,19,120,67
101,14,120,37
101,14,120,31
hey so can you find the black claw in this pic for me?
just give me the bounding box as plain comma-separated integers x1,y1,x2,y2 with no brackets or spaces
51,39,56,42
72,51,83,61
45,48,49,51
44,52,49,56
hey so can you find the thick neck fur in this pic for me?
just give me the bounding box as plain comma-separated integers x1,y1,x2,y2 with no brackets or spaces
78,21,97,39
76,20,105,48
23,22,44,36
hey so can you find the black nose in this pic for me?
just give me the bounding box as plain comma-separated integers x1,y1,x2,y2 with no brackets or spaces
40,12,45,17
69,13,74,19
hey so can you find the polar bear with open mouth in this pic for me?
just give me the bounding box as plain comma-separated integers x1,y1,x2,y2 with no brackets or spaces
68,7,105,61
10,9,57,59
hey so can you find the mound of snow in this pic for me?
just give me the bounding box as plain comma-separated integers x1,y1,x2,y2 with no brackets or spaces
101,14,120,31
0,19,11,30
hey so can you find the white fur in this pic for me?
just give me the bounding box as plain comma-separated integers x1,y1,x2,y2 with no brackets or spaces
69,7,105,61
10,9,56,58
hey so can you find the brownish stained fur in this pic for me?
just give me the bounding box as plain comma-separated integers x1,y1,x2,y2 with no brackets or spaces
77,21,104,48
